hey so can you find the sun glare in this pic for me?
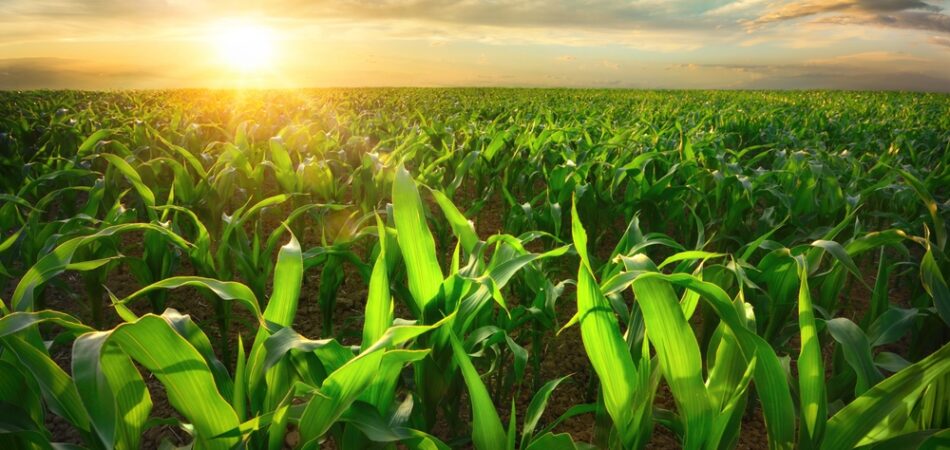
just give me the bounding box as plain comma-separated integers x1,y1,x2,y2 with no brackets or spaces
211,20,276,72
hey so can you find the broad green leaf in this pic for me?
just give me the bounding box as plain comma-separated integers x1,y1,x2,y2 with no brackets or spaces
73,331,151,450
109,314,241,450
78,129,112,155
392,166,443,310
0,310,93,337
448,332,506,449
430,187,479,255
893,167,945,251
657,251,725,269
521,376,569,448
822,341,950,449
12,223,190,312
868,308,921,347
296,351,384,446
627,254,712,450
113,276,262,321
920,245,950,327
362,215,393,351
796,258,827,448
632,272,795,449
1,335,91,434
570,198,643,449
825,318,883,395
99,153,156,219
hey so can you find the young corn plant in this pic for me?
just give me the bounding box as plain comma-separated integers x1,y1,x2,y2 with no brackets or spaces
389,165,570,437
0,229,455,449
570,198,796,449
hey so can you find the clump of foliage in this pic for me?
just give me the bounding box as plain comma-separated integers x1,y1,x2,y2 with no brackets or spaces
0,89,948,449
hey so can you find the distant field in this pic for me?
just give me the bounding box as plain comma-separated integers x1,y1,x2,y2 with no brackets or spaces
1,89,948,449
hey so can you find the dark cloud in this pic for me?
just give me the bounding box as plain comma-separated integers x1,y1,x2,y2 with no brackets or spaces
2,0,725,32
0,58,169,89
7,0,181,18
815,10,950,31
6,0,950,37
854,0,940,12
304,1,688,30
754,0,950,34
743,70,950,91
673,61,950,92
756,0,940,22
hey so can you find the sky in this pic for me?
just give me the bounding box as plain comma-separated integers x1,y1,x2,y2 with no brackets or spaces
0,0,949,91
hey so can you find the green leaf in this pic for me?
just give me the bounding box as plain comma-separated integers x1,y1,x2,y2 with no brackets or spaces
919,428,950,450
821,341,950,449
811,240,870,289
0,310,93,337
448,332,506,450
795,257,827,447
920,245,950,327
72,331,151,450
430,187,479,255
109,314,240,449
657,251,726,269
12,223,190,312
338,401,450,449
825,318,883,395
868,308,921,347
893,167,945,251
1,335,91,434
77,129,112,156
525,432,579,450
267,232,304,326
631,272,796,449
570,198,646,449
392,165,443,310
521,376,569,448
99,153,156,219
296,351,383,446
627,254,712,449
362,215,393,351
113,277,262,321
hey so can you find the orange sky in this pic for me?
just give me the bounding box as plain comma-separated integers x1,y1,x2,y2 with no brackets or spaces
1,1,949,90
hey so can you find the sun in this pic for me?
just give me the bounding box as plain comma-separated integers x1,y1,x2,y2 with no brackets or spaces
211,20,276,72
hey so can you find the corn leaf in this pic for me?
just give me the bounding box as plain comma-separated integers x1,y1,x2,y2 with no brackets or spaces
393,165,443,310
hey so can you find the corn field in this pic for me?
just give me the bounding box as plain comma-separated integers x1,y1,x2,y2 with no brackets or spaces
0,89,948,449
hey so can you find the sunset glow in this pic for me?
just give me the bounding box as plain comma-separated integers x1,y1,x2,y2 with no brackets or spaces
0,1,948,90
211,20,277,72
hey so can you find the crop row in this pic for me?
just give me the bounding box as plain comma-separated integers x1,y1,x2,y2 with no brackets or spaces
0,89,948,449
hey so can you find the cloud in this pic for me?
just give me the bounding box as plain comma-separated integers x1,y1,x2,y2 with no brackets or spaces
753,0,950,34
705,0,773,17
931,34,950,46
814,10,950,32
1,1,948,89
0,0,747,54
6,0,690,26
755,0,940,23
3,0,709,32
742,70,950,91
0,57,225,89
0,58,160,89
804,50,929,64
668,53,950,91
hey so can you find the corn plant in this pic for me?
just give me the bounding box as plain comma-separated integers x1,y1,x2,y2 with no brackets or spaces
0,89,947,449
